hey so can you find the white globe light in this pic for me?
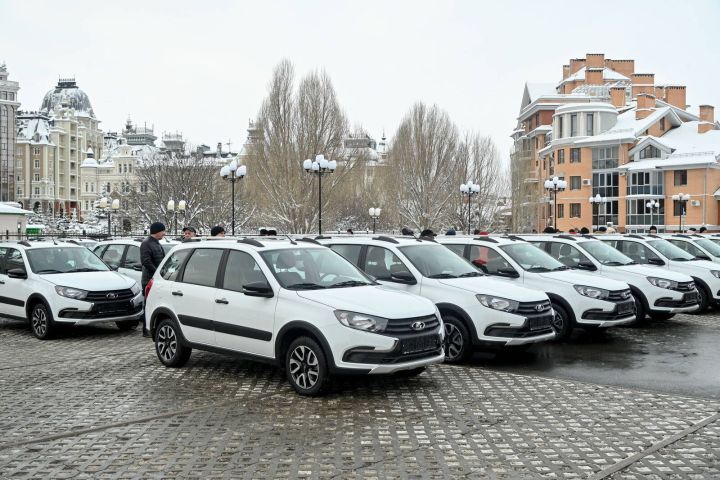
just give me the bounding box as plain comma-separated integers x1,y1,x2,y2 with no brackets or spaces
589,196,595,203
220,165,230,178
111,199,120,210
167,199,175,211
311,162,320,171
229,160,238,172
303,159,312,171
319,158,329,169
544,180,553,189
471,184,480,193
238,165,247,177
553,176,559,183
328,160,337,170
178,200,186,211
315,154,325,163
460,183,468,193
558,180,567,189
99,197,108,209
369,208,375,216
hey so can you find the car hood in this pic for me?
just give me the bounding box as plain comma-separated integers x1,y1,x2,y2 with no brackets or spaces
680,259,720,271
614,264,693,282
39,271,137,290
295,286,435,318
537,270,628,289
437,277,547,302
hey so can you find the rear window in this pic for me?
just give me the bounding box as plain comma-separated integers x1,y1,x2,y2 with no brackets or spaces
160,249,191,281
181,249,224,287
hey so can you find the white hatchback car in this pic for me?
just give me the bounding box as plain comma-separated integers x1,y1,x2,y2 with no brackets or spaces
438,236,636,338
662,234,720,263
0,241,143,339
144,238,445,396
93,238,179,284
319,236,555,362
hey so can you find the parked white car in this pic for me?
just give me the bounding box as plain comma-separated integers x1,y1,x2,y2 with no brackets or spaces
93,238,179,283
661,234,720,263
318,236,555,362
144,238,445,396
517,235,698,321
438,236,635,338
601,234,720,312
0,241,143,339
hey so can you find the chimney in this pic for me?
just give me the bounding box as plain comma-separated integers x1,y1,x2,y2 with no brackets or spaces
569,58,585,74
699,105,715,134
217,142,222,154
605,59,635,77
636,93,656,120
665,85,687,110
610,87,626,108
562,64,570,80
654,86,666,102
586,53,605,68
586,68,603,85
631,73,655,98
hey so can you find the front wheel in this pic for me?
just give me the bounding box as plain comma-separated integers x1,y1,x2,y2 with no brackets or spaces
695,285,710,313
155,319,191,367
632,293,647,325
550,303,573,340
285,337,330,396
30,302,55,340
442,315,471,363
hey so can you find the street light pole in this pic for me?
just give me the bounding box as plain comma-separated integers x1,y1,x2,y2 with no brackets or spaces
100,197,120,237
460,181,480,235
544,176,567,231
220,160,247,236
646,199,659,232
589,194,607,232
671,193,690,232
369,207,381,234
303,154,337,235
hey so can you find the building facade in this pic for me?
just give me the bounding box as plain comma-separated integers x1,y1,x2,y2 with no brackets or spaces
0,64,20,202
512,53,720,233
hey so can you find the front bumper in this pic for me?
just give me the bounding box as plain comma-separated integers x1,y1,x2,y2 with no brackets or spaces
653,290,699,310
56,293,144,324
581,298,636,327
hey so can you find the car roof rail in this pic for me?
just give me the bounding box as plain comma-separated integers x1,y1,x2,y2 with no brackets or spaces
580,234,597,239
418,235,437,243
473,236,498,243
373,236,399,244
237,238,264,247
19,240,32,247
553,235,576,241
297,237,322,246
314,235,332,240
65,239,80,245
505,235,524,242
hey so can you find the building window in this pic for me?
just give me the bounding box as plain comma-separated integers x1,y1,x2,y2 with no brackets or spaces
33,174,40,181
34,160,40,169
626,198,664,226
660,118,666,131
674,170,688,186
639,145,661,159
570,148,581,163
586,113,594,136
557,204,564,219
85,182,89,192
592,172,619,198
557,149,565,164
570,114,577,137
33,147,40,155
673,200,686,216
91,183,95,193
627,171,664,195
557,116,563,138
570,203,581,218
570,176,581,190
591,146,618,169
34,187,40,196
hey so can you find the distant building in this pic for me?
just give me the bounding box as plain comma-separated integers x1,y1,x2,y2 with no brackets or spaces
122,117,157,146
161,132,185,155
0,63,20,202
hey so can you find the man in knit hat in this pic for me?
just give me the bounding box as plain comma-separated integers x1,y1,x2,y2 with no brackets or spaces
140,222,166,336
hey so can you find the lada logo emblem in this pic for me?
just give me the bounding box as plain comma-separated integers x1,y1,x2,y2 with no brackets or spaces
535,304,546,312
622,291,631,299
411,321,425,331
106,293,118,299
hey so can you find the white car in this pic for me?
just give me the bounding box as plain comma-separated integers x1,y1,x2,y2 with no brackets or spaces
93,238,179,283
144,238,445,396
438,236,636,338
518,235,699,321
601,234,720,312
0,241,143,339
319,236,555,363
661,234,720,263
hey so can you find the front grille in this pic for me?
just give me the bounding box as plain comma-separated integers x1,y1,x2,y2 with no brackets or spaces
384,315,439,335
607,289,632,302
86,289,135,302
674,282,695,292
516,300,552,317
343,347,443,364
655,291,698,308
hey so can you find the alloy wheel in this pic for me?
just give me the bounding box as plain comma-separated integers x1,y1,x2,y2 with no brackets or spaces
552,310,566,331
289,345,319,390
32,307,48,337
157,325,177,362
443,323,464,360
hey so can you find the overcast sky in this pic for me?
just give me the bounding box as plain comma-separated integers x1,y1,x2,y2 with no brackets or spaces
3,0,719,160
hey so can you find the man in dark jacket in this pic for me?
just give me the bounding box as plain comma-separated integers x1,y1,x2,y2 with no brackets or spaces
141,222,166,336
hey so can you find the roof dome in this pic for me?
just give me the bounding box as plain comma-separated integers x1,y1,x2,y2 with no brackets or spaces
40,78,95,118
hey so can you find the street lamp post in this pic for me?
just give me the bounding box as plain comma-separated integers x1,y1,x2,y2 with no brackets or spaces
645,199,660,231
544,176,567,230
368,207,381,234
459,181,480,235
303,154,337,235
671,193,690,232
589,194,607,232
220,160,247,236
167,199,187,236
99,197,120,237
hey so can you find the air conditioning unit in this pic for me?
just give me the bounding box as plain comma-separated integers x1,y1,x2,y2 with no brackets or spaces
582,179,592,186
691,200,701,207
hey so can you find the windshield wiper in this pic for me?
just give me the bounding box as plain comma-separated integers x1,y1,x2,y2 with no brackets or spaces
285,282,327,290
552,266,571,271
330,280,372,288
67,268,106,272
35,269,63,274
672,258,691,261
427,273,458,279
459,272,484,277
603,261,625,266
526,266,551,272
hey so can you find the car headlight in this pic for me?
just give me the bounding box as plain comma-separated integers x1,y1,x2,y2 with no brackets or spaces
434,307,445,340
130,282,141,295
573,285,610,299
334,310,388,332
647,277,678,290
55,285,88,300
711,271,720,278
476,294,519,312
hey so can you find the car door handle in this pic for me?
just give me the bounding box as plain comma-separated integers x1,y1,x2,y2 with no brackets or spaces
172,291,184,296
215,298,229,304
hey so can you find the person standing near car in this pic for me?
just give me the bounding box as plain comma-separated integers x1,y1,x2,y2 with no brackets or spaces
141,222,166,337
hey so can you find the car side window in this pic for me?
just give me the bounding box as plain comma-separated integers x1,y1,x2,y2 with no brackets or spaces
160,250,190,281
123,245,141,268
614,240,658,264
529,241,547,252
181,249,224,287
328,244,363,267
469,245,510,274
444,244,466,258
6,248,25,271
93,245,107,257
222,251,269,292
365,246,406,281
101,244,126,269
0,247,7,274
668,240,704,258
548,242,589,268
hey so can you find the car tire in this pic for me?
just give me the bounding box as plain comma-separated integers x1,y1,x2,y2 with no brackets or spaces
648,312,675,321
695,285,710,313
632,292,647,324
285,336,330,396
29,302,54,340
550,303,573,340
116,320,139,331
155,318,191,367
442,315,471,363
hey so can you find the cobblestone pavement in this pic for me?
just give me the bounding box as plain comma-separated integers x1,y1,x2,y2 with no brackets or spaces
0,315,718,479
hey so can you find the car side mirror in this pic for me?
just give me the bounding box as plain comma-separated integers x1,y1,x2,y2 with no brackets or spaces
389,270,416,284
696,255,711,261
648,257,665,266
577,261,597,271
497,267,520,278
131,264,143,271
7,268,27,279
242,281,274,298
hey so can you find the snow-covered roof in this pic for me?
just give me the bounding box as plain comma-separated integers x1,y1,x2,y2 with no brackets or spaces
0,204,33,215
16,115,54,145
659,121,720,157
575,107,679,145
40,79,95,118
526,83,557,102
559,67,629,85
620,154,718,171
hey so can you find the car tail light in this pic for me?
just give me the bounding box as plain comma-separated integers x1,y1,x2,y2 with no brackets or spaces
145,278,154,298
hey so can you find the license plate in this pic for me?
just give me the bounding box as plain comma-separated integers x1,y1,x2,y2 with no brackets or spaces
528,316,551,331
97,301,132,314
683,292,698,302
401,335,438,354
617,302,634,315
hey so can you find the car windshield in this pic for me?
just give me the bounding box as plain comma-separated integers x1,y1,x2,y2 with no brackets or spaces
398,245,481,278
26,247,110,274
260,247,374,289
500,243,566,272
647,240,695,261
693,239,720,257
581,240,634,266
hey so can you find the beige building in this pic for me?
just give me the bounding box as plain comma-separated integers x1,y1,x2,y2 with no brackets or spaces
0,63,20,202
